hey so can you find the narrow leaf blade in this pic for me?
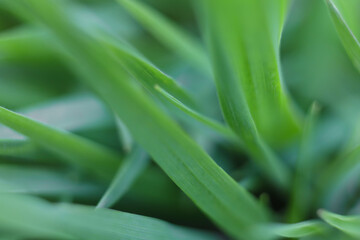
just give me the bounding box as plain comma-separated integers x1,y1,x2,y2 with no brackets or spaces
325,0,360,73
319,210,360,238
97,147,149,208
0,194,220,240
0,106,121,180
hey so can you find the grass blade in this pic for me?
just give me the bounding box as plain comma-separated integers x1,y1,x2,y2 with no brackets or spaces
198,0,295,188
319,210,360,238
101,35,196,108
5,1,270,238
154,85,238,142
97,147,149,208
0,106,121,180
262,220,327,238
0,93,113,140
0,194,220,240
325,0,360,73
199,0,299,147
117,0,211,74
0,93,112,159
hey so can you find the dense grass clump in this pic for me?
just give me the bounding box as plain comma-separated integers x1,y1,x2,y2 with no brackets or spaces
0,0,360,239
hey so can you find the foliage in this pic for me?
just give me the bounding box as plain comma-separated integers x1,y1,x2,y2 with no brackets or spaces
0,0,360,239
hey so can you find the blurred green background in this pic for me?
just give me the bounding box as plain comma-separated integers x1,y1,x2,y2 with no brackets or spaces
0,0,360,238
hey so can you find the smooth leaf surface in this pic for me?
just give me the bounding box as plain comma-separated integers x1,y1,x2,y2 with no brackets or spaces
319,210,360,238
200,0,299,148
325,0,360,73
265,220,327,238
0,194,220,240
199,0,295,188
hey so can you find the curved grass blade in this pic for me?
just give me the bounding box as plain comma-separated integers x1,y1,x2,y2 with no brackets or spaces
319,210,360,238
325,0,360,73
0,93,113,159
101,36,196,108
117,0,211,74
199,0,295,188
154,85,238,143
0,194,221,240
0,93,113,140
199,0,300,148
97,147,149,208
260,220,327,238
5,1,270,238
0,106,121,180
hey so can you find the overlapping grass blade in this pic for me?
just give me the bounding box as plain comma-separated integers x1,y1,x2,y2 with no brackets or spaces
101,35,196,108
0,194,220,240
205,33,289,187
325,0,360,72
117,0,211,74
199,0,299,147
0,18,198,111
154,85,238,142
198,0,295,188
319,210,360,238
4,1,270,239
0,106,121,180
97,147,149,208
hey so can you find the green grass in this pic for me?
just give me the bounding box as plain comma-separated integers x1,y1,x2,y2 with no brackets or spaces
0,0,360,239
